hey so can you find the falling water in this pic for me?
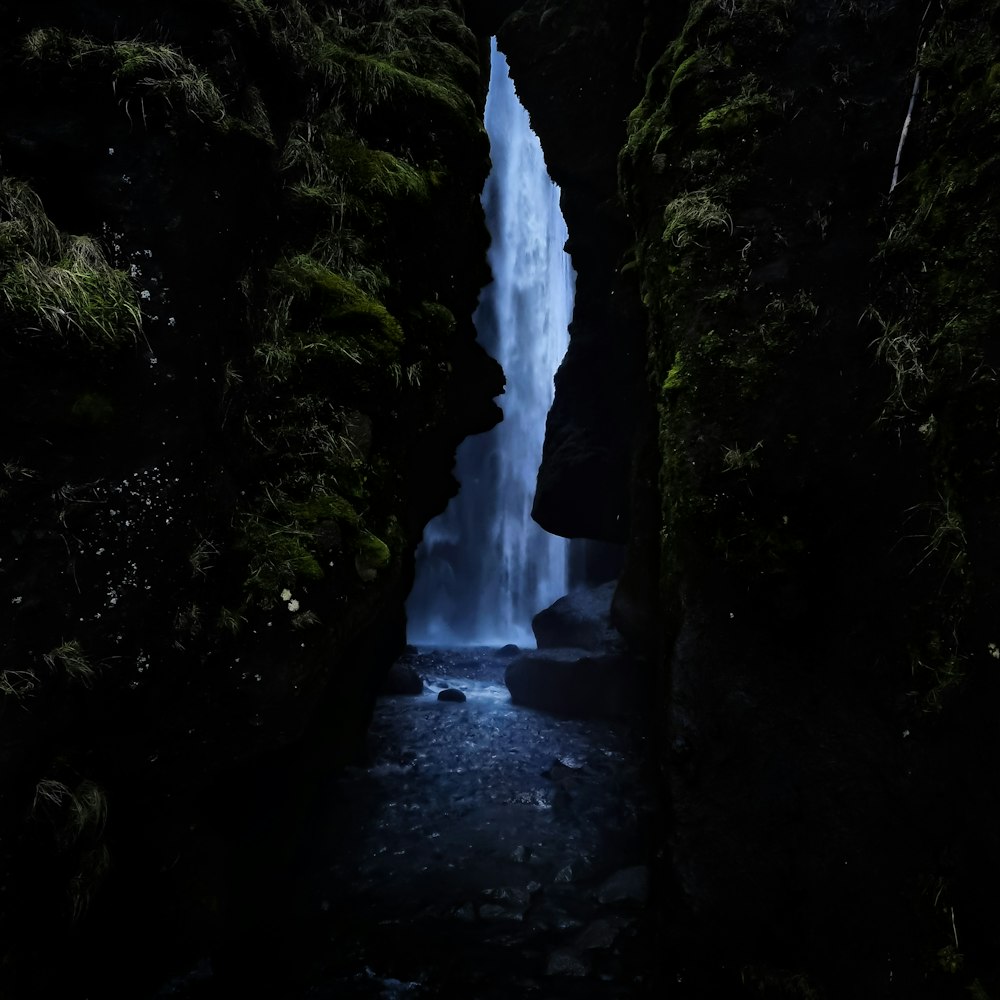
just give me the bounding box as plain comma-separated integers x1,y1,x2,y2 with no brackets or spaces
406,39,574,648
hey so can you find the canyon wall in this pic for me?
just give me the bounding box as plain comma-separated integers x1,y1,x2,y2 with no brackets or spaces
489,0,1000,995
0,1,498,992
3,1,1000,997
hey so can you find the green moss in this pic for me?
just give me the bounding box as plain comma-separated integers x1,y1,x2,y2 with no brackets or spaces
261,255,405,393
287,492,359,527
662,351,687,392
241,516,325,595
697,84,775,135
70,392,114,427
354,529,391,581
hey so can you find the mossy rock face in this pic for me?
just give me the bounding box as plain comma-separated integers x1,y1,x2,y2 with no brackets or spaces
0,1,496,991
619,0,1000,992
354,530,392,582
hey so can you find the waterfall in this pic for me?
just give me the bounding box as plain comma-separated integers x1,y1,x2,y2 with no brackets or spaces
406,39,574,648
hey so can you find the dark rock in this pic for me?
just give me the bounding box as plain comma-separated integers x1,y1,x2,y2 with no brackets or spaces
546,947,591,977
380,662,423,696
596,866,650,905
541,757,584,781
482,885,534,908
504,649,640,718
575,918,622,951
495,643,521,658
478,903,523,921
531,582,621,651
437,688,467,703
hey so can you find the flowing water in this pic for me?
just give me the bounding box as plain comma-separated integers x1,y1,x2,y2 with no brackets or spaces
406,40,574,648
154,649,659,999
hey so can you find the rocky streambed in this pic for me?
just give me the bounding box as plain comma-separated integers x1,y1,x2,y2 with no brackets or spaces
155,646,662,999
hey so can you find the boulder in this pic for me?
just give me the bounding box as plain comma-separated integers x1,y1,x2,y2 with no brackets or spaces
504,648,640,718
531,581,620,651
437,688,467,703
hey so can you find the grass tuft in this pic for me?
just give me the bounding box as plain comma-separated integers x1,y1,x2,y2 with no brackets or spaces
43,640,96,686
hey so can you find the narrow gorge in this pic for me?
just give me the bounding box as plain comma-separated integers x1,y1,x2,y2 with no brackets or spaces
2,2,1000,998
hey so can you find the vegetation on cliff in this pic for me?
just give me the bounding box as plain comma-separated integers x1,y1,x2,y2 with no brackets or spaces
619,0,1000,994
0,1,496,992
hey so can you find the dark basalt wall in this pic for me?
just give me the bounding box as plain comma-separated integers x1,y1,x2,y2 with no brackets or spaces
491,0,1000,995
0,2,499,993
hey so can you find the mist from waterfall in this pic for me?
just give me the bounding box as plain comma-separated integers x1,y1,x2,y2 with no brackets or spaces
406,39,574,648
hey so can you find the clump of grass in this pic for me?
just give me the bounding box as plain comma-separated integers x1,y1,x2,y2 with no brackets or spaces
188,537,218,578
322,43,476,124
70,843,111,921
0,669,39,700
33,777,72,814
0,177,60,259
69,39,227,125
218,606,247,634
662,190,733,248
866,306,929,413
2,180,142,348
906,493,967,578
65,779,108,843
291,609,321,629
241,512,326,596
722,439,763,471
4,236,143,346
43,640,96,686
3,459,37,481
32,776,108,840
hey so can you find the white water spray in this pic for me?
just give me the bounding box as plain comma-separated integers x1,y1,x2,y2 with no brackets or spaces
406,39,574,647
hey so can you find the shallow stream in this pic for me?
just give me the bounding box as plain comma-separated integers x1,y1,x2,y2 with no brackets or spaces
157,647,661,998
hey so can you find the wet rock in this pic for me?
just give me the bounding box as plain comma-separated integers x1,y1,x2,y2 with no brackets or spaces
454,902,477,922
554,863,576,883
575,918,622,950
596,865,650,904
542,757,584,781
437,688,467,702
532,905,585,933
510,844,530,863
381,662,423,695
531,582,621,651
546,947,591,977
504,649,640,718
482,886,533,908
495,643,521,658
479,903,524,921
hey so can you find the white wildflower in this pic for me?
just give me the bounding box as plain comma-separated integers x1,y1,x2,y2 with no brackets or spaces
287,599,300,613
280,588,292,602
